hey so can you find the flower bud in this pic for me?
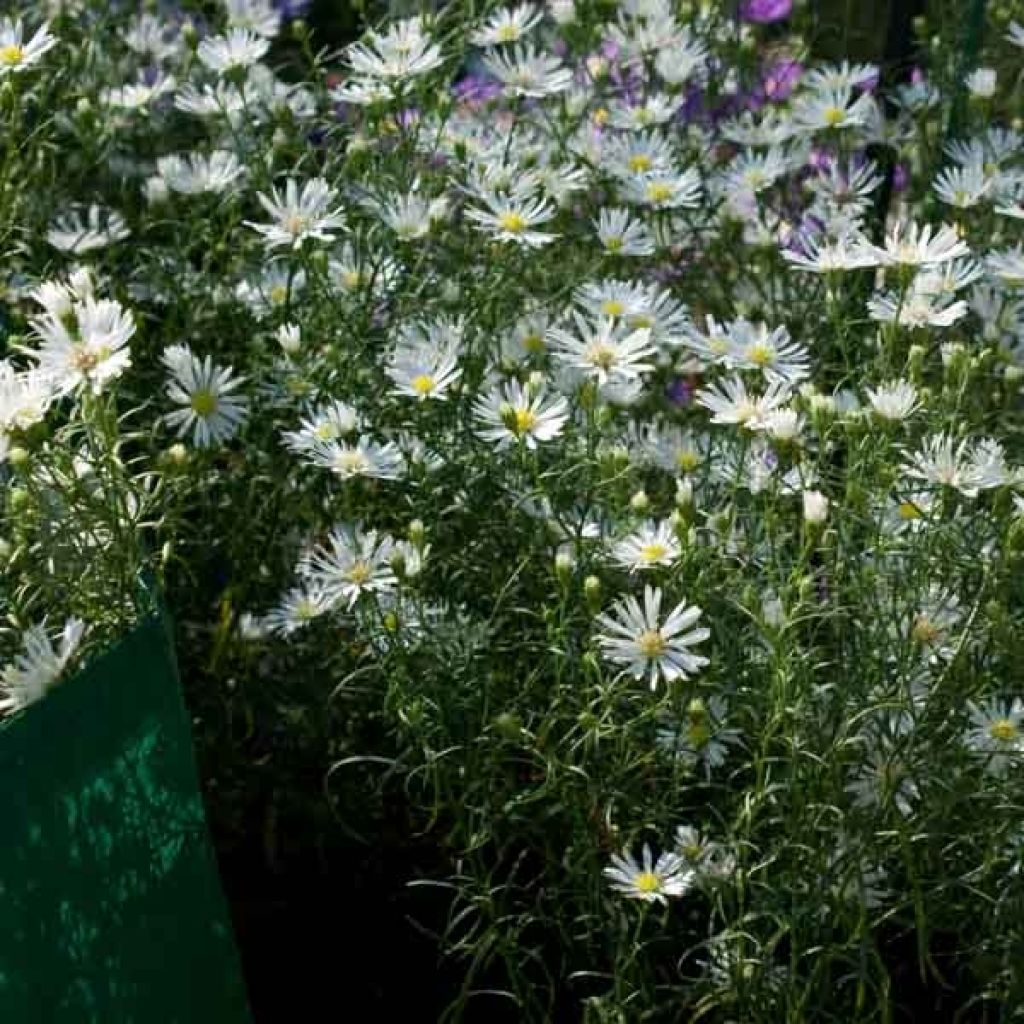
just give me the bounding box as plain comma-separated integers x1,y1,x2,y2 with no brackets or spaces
629,489,649,514
802,489,829,525
276,323,302,354
554,545,575,584
408,518,426,548
584,574,602,611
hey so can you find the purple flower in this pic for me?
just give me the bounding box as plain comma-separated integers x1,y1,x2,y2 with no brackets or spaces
740,0,792,23
667,378,693,407
892,163,909,194
761,59,802,102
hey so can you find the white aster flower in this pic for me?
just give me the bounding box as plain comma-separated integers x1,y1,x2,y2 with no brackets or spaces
246,178,345,250
471,4,543,46
158,150,245,195
0,18,57,75
224,0,282,38
345,17,443,81
304,524,397,609
464,192,557,247
610,520,681,572
47,206,130,254
197,28,269,75
306,436,404,481
870,221,969,268
473,379,569,449
594,207,655,256
30,297,135,395
281,400,362,453
965,699,1024,776
482,43,572,97
385,329,463,401
604,845,694,904
865,380,919,422
595,584,709,688
547,313,655,386
161,344,248,447
0,618,85,715
262,585,332,635
696,376,792,430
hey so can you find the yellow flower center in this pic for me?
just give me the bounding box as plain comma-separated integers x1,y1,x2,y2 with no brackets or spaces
628,154,653,173
269,284,289,305
70,345,109,373
411,373,436,396
284,213,310,237
823,106,845,127
513,407,537,433
989,718,1018,743
910,616,941,646
333,450,370,474
709,336,730,355
496,23,519,42
346,560,372,585
0,44,24,67
634,870,662,894
592,107,609,126
637,629,666,658
341,270,362,290
295,598,320,620
629,314,653,329
897,501,922,521
522,332,545,354
645,182,673,204
498,211,527,234
586,343,617,370
604,236,624,252
314,422,338,441
746,343,774,367
639,542,668,563
190,388,218,417
677,451,701,472
601,299,625,316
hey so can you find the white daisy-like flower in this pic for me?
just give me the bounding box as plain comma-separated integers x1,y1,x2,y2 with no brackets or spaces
345,17,443,81
30,297,135,396
594,207,655,256
370,190,449,241
870,221,970,268
727,320,809,383
1008,21,1024,48
157,150,246,195
0,362,53,434
262,585,332,635
175,81,247,119
0,18,57,75
281,400,362,453
965,699,1024,776
385,330,462,401
304,524,397,609
657,698,741,779
464,193,557,247
610,520,681,573
864,380,919,422
867,288,968,329
696,375,792,430
0,618,85,715
624,169,703,210
903,434,1005,497
161,343,248,447
482,43,572,97
197,28,269,75
471,4,543,46
472,379,569,449
986,245,1024,287
933,164,992,210
306,436,405,481
547,314,655,386
603,844,693,904
246,178,346,250
47,206,130,254
783,233,878,273
595,584,709,689
224,0,282,38
100,73,177,110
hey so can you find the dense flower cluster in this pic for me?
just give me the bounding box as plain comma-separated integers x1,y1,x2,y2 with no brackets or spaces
1,0,1024,1018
